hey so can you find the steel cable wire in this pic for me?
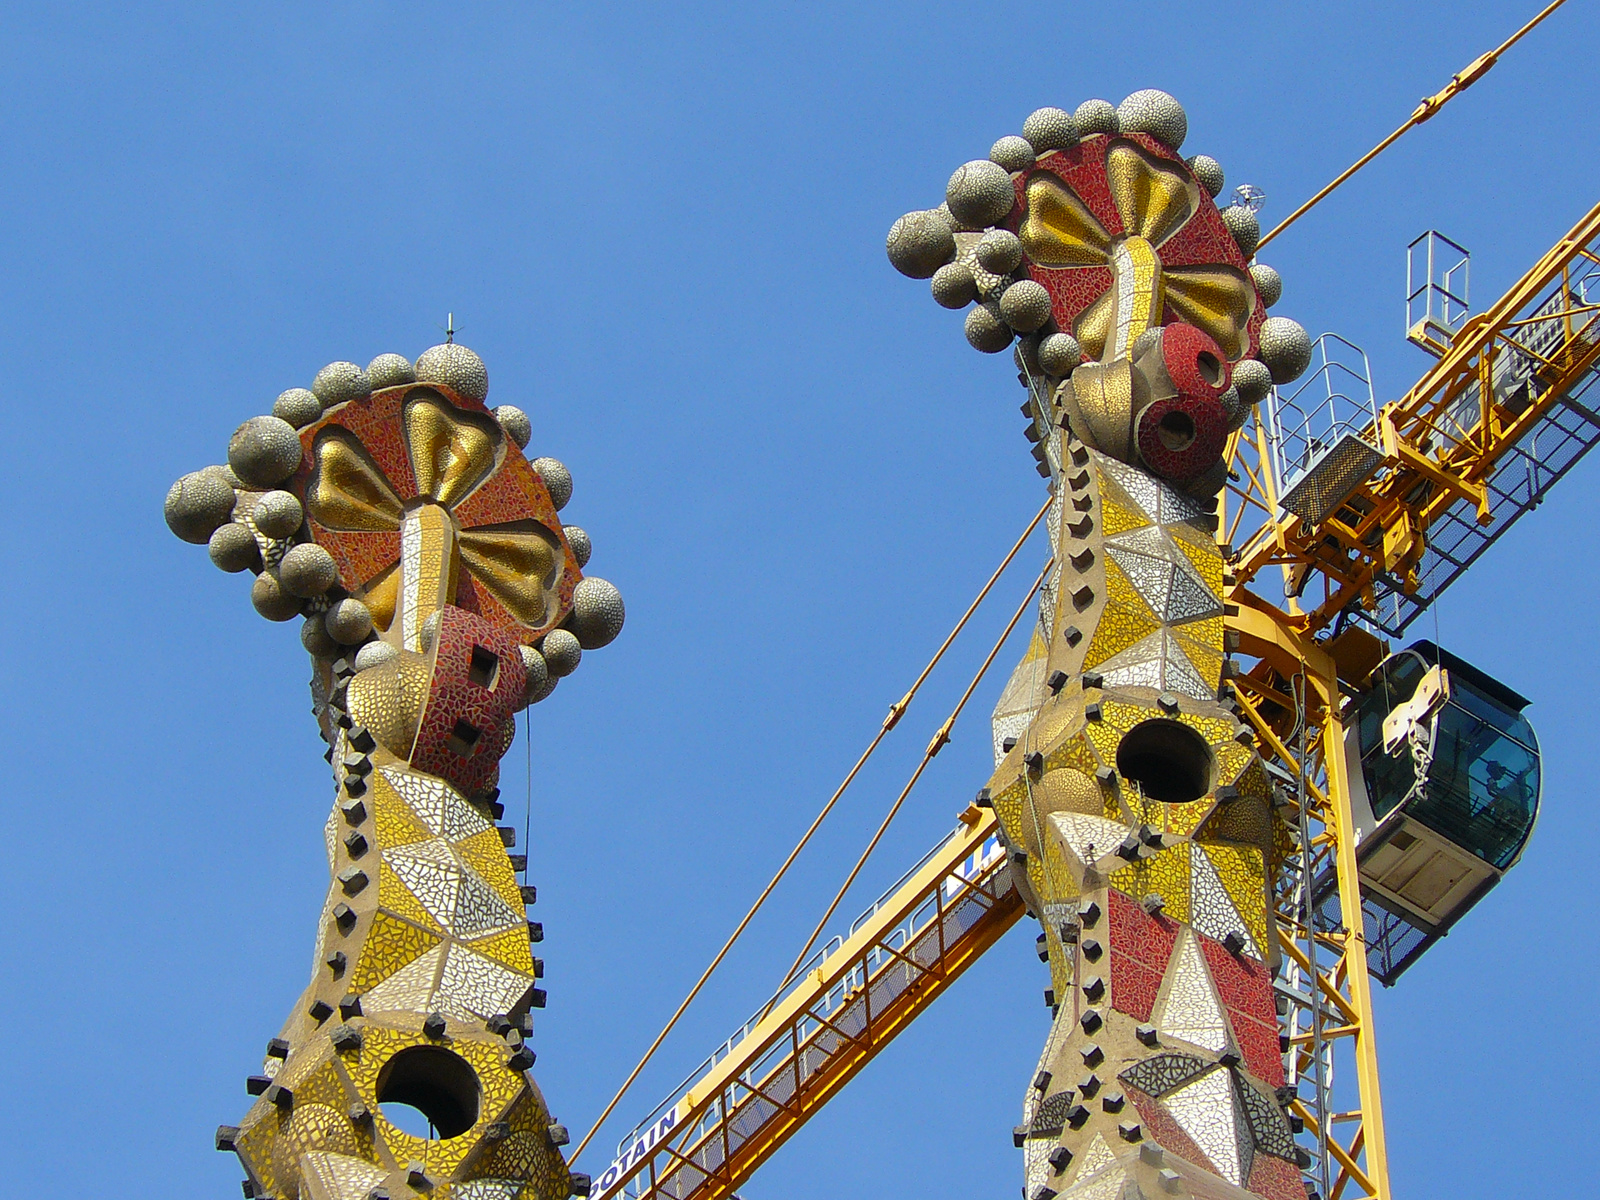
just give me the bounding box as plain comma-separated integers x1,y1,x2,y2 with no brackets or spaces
568,498,1051,1165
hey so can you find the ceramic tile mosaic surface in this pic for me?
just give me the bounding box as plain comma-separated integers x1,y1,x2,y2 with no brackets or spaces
886,89,1314,1199
164,344,628,1200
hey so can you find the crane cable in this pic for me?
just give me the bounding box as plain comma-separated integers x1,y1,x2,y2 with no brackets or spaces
768,557,1051,1003
1257,0,1570,252
568,496,1051,1166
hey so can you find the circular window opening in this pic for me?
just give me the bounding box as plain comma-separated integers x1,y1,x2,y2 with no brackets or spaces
1196,349,1223,388
377,1045,480,1140
1116,719,1214,804
1157,409,1197,452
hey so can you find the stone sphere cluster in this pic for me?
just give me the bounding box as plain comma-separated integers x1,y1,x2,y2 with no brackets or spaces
164,343,624,710
886,89,1313,443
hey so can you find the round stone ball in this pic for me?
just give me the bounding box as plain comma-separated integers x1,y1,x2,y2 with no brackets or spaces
1233,358,1274,405
1117,90,1187,150
273,388,323,429
312,361,371,409
527,673,558,706
930,261,977,309
228,416,303,487
164,470,236,543
253,490,304,539
1187,154,1224,198
965,302,1013,353
415,342,489,403
419,610,443,653
519,645,550,699
1220,205,1260,260
571,576,626,649
563,525,593,568
251,572,302,622
493,404,532,450
208,522,260,573
945,160,1016,229
1022,107,1078,152
1038,332,1083,376
354,640,400,672
1259,317,1313,384
366,353,416,389
1075,99,1119,136
541,628,582,677
976,229,1023,275
301,614,340,659
1000,280,1052,333
325,598,374,645
1249,263,1282,308
989,135,1035,173
533,457,573,511
886,210,957,279
278,542,339,598
1219,385,1251,433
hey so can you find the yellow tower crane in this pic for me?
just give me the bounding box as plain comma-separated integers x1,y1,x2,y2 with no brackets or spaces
573,9,1592,1200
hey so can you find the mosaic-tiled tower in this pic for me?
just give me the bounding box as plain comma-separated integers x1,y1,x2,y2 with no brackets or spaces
889,93,1313,1200
165,344,624,1200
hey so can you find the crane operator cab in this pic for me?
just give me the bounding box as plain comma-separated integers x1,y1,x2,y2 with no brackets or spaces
1337,640,1541,983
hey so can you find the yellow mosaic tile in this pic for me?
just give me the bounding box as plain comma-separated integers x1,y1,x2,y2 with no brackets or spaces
1175,631,1223,690
1082,561,1161,669
1043,731,1098,776
1084,718,1122,766
1212,741,1254,785
1200,843,1270,952
1164,796,1219,838
1234,760,1272,803
1169,530,1224,595
237,1112,288,1198
1098,490,1151,538
1095,467,1155,530
349,910,442,994
456,827,523,910
345,1028,529,1181
378,861,446,934
467,925,537,974
374,775,434,847
1173,613,1223,653
1100,700,1149,732
1110,843,1191,923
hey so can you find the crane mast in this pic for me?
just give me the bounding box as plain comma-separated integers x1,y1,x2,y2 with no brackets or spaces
588,180,1600,1200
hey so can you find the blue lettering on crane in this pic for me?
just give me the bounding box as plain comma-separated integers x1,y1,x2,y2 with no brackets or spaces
596,1105,683,1195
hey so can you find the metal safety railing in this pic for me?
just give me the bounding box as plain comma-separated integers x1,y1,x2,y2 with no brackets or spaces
592,810,1021,1200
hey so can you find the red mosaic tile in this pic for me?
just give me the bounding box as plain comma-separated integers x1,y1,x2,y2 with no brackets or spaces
409,606,528,795
1009,133,1268,363
1110,888,1179,971
1125,1086,1217,1178
1109,956,1161,1022
1198,936,1283,1087
286,380,582,635
1247,1150,1308,1200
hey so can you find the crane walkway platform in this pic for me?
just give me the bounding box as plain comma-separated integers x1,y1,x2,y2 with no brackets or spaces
592,808,1020,1200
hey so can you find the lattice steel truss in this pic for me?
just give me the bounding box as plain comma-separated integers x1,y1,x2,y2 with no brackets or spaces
1224,199,1600,638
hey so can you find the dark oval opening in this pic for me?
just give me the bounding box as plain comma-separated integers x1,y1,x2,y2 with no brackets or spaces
1157,409,1197,452
1116,719,1215,804
376,1045,480,1139
1196,349,1223,388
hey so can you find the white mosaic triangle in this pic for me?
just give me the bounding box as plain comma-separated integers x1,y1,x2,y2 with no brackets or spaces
1164,1066,1245,1185
362,943,444,1015
1157,930,1232,1053
1049,812,1134,868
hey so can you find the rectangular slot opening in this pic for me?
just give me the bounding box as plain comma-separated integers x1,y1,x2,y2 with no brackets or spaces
468,645,501,691
448,720,482,758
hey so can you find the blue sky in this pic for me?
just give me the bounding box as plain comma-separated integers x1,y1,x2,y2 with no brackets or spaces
0,3,1594,1196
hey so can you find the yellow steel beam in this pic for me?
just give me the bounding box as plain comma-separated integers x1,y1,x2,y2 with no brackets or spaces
591,810,1022,1200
